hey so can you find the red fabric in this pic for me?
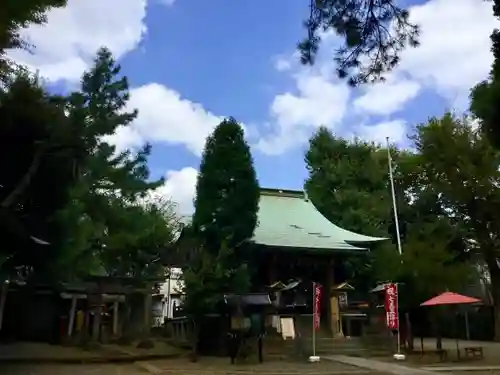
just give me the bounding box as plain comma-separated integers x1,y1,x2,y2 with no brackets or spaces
313,283,322,330
420,292,481,306
384,283,399,329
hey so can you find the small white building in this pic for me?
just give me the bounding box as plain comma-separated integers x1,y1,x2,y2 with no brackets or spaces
158,268,184,320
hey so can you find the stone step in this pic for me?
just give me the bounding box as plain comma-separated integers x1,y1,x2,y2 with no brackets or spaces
263,337,392,356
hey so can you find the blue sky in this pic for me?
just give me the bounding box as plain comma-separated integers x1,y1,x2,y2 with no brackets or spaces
127,0,313,187
7,0,499,213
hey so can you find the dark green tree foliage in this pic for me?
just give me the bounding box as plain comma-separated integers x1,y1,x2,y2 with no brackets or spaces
99,197,178,280
0,73,82,279
305,127,393,290
180,237,251,359
299,0,419,85
375,150,471,300
0,0,67,78
192,117,260,254
305,127,391,235
54,48,167,281
0,0,66,50
304,126,471,299
67,48,160,198
470,2,500,147
181,240,251,314
411,113,500,338
183,118,258,357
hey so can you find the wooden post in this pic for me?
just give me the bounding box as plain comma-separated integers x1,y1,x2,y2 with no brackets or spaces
325,257,334,334
113,300,119,336
268,253,277,284
91,295,103,341
0,282,8,331
144,292,152,334
67,295,77,337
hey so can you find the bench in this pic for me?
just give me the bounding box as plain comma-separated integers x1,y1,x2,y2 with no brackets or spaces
464,346,483,359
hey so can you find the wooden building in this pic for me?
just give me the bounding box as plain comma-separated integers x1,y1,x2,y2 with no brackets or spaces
0,276,155,343
177,188,385,337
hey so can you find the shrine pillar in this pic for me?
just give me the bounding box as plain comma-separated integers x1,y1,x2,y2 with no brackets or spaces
268,253,278,284
325,257,337,335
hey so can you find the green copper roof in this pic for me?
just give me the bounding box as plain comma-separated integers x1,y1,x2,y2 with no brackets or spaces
253,188,386,251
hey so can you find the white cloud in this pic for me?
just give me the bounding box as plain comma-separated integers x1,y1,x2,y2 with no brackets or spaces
399,0,496,103
7,0,223,157
7,0,498,161
6,0,148,83
106,83,223,156
356,120,408,145
257,0,498,154
353,78,421,116
152,167,198,215
256,69,350,155
355,0,498,114
273,56,293,72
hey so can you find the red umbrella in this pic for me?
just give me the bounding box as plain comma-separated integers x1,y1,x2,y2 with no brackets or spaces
420,292,482,359
421,292,481,306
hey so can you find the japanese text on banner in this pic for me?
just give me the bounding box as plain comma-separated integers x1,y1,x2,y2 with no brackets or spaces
313,283,322,330
384,283,399,330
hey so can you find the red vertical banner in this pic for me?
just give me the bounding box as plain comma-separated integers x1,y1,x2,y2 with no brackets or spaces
313,282,322,330
384,283,399,330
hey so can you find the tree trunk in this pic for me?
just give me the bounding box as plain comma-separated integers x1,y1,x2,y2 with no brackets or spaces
1,147,44,208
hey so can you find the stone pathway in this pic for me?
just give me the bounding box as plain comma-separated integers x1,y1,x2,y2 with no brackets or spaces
326,355,437,375
133,357,379,374
422,365,500,372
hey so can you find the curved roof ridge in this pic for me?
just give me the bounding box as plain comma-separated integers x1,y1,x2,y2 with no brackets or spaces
303,198,387,243
253,190,386,250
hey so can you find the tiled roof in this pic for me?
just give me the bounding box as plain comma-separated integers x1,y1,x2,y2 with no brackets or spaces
180,188,386,252
253,188,386,251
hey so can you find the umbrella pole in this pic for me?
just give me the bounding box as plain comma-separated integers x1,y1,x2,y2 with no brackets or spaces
454,307,460,360
465,311,470,340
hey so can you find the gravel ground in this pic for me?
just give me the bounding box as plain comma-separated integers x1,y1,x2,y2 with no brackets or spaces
0,359,381,375
0,364,150,375
144,357,375,374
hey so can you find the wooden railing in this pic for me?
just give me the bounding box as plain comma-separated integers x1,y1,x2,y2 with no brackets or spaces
164,316,193,346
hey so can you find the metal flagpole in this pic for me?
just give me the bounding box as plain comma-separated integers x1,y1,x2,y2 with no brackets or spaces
386,137,403,257
386,137,404,359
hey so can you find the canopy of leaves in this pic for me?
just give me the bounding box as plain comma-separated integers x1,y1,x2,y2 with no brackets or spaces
407,113,500,334
0,47,178,285
52,48,172,283
411,114,500,250
299,0,419,85
470,10,500,147
305,128,396,290
0,72,83,281
0,0,67,78
183,118,259,316
304,126,472,303
192,117,259,254
181,240,250,315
